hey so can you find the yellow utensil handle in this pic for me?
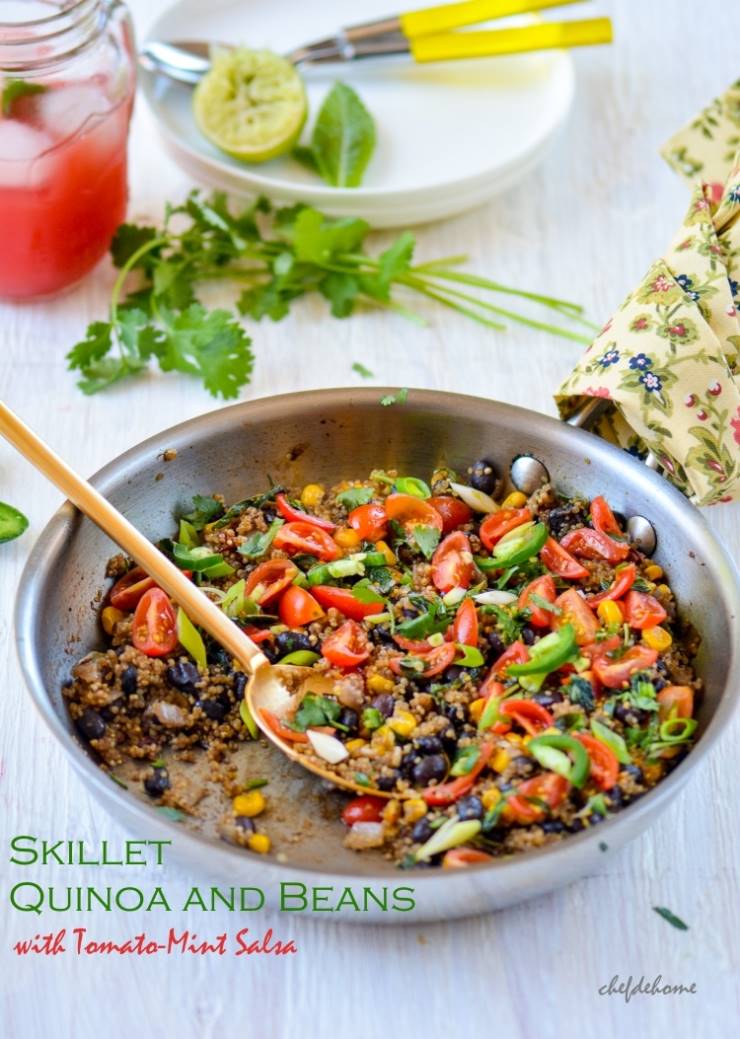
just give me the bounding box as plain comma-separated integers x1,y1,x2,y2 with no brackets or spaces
409,17,612,61
400,0,584,38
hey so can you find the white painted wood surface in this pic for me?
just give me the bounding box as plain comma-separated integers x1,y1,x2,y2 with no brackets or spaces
1,2,738,1036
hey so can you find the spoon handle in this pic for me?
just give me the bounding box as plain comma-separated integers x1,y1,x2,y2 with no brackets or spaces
0,401,268,675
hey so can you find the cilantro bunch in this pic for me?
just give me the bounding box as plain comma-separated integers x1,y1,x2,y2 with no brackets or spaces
67,191,596,399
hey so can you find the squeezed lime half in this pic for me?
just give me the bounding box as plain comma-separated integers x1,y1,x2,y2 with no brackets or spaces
193,48,307,163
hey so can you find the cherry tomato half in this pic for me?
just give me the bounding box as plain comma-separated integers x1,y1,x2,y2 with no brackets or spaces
384,493,443,533
132,588,178,658
449,597,479,647
261,708,309,744
554,588,599,646
110,567,156,611
422,740,494,805
321,620,370,668
393,633,435,653
593,645,658,689
245,559,299,605
491,640,529,677
479,508,531,551
518,574,557,628
560,527,630,564
499,698,554,736
657,685,694,721
341,796,386,826
273,522,340,562
389,642,457,679
574,732,619,791
311,585,385,621
442,848,493,869
623,590,668,630
431,531,475,593
242,625,274,644
348,502,387,542
506,772,570,824
586,563,637,606
275,492,336,531
278,585,325,627
428,495,472,533
540,537,590,580
590,495,624,537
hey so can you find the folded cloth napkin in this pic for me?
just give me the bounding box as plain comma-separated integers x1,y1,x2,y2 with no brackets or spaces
556,79,740,506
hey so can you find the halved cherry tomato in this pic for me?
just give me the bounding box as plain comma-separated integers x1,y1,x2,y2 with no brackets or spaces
586,563,637,606
393,633,434,653
593,645,658,689
422,740,494,805
574,732,619,790
321,620,370,668
431,531,475,593
554,588,599,646
540,537,590,580
657,685,694,721
623,590,667,630
341,796,386,826
273,522,340,562
449,598,479,646
389,642,457,679
279,585,325,627
348,502,387,542
132,588,177,657
311,585,384,621
499,698,554,736
580,634,622,663
590,495,625,537
110,567,156,611
479,508,531,551
442,848,493,869
384,493,443,534
491,640,529,677
261,708,309,744
275,492,336,531
518,574,557,628
506,772,570,824
560,527,630,564
245,558,299,605
428,495,472,533
242,625,274,644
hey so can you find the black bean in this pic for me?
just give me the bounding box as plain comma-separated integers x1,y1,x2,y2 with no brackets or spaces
143,768,170,798
232,673,246,701
166,661,200,696
195,697,228,721
620,763,644,784
411,754,448,786
532,691,564,707
410,818,433,843
262,640,280,664
546,503,588,539
369,625,395,646
568,818,586,833
377,772,399,791
208,644,233,671
76,709,106,741
443,703,465,731
456,796,484,821
468,457,499,495
605,786,624,809
234,816,256,834
540,820,566,834
443,665,464,683
588,812,606,826
338,708,359,735
487,632,506,659
613,703,647,727
414,736,444,756
274,630,314,657
521,626,537,646
399,753,417,779
120,665,138,697
510,755,535,777
372,693,395,718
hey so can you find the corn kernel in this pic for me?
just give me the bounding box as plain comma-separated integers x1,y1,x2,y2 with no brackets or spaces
505,733,523,746
247,833,271,854
642,625,672,651
101,606,125,635
345,738,366,754
491,748,510,773
501,491,527,509
232,790,265,817
335,527,361,549
372,725,396,753
482,788,502,810
469,697,486,723
645,564,663,581
376,540,396,566
656,584,671,598
387,710,417,738
597,600,623,628
300,483,324,509
403,798,427,823
382,799,401,825
367,673,394,694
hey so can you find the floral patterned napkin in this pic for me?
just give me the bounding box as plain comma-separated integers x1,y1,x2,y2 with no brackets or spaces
556,80,740,506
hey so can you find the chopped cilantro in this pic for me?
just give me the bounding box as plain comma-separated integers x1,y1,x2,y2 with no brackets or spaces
652,906,689,931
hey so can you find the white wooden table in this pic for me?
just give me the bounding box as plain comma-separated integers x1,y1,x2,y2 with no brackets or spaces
2,2,738,1036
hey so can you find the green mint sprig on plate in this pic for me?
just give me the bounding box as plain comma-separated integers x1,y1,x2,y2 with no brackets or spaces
67,190,596,399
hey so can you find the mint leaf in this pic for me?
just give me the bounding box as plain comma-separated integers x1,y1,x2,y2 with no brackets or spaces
310,82,376,188
2,78,47,116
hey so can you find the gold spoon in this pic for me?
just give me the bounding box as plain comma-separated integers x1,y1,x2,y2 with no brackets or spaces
0,402,391,799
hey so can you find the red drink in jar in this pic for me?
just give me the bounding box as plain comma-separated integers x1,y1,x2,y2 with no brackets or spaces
0,1,135,299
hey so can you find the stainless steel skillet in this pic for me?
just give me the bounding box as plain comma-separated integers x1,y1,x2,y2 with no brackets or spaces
14,389,740,923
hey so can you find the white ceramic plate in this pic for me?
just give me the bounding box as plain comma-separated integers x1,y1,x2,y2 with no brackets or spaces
141,0,575,227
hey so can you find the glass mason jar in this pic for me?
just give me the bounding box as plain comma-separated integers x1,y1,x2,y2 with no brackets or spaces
0,0,136,299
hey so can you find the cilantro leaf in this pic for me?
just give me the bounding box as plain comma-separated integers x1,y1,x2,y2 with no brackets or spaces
182,495,223,529
319,271,360,317
411,523,440,559
111,224,160,270
352,361,374,379
293,694,343,732
336,486,374,509
380,389,408,407
238,518,284,560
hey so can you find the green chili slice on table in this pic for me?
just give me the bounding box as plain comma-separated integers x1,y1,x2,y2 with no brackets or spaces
0,501,29,543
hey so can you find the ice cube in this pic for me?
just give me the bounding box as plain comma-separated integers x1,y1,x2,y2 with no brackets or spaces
0,120,54,186
36,82,112,139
